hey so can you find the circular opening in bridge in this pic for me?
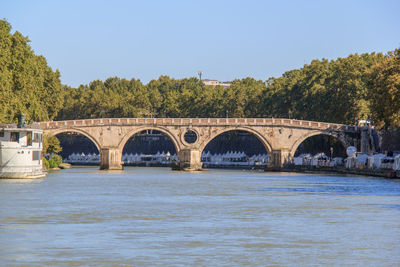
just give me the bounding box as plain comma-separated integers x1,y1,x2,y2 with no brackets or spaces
56,132,100,165
201,130,268,169
294,134,346,158
184,130,197,144
122,129,177,167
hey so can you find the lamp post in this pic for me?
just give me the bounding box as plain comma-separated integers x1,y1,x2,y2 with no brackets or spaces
198,71,202,81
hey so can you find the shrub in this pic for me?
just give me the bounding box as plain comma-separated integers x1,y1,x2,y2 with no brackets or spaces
42,157,50,169
52,154,63,166
48,158,58,168
42,154,62,169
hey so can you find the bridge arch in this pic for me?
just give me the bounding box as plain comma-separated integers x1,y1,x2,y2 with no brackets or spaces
45,128,101,152
199,127,273,155
118,126,181,154
289,130,349,158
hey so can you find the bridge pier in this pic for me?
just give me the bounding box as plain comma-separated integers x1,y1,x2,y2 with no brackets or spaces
100,147,123,170
177,149,202,171
270,149,292,169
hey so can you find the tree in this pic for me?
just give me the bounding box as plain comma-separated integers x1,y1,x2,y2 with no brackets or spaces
368,48,400,128
42,134,62,154
0,19,64,123
262,52,384,124
57,77,149,119
54,46,395,128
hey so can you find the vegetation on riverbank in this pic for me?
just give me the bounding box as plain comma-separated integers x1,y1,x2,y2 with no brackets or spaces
41,133,63,169
42,154,62,169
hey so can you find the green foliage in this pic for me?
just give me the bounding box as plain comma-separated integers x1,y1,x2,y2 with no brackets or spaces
367,48,400,129
51,154,63,166
264,53,385,124
0,19,64,123
42,134,62,154
56,76,268,119
48,158,58,169
57,77,150,119
42,157,50,169
57,50,398,128
42,155,62,169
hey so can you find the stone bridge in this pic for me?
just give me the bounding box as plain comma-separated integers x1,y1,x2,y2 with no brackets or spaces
40,118,357,170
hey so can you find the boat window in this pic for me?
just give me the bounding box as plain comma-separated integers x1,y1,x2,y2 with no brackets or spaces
33,150,41,161
0,130,4,137
10,132,19,142
27,131,33,146
33,133,42,143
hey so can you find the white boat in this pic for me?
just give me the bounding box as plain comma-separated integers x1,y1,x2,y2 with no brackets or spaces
0,116,45,179
393,155,400,171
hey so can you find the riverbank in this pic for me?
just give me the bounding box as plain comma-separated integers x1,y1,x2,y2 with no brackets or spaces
59,162,400,178
267,165,400,179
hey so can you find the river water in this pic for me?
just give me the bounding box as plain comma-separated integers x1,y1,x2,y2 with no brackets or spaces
1,167,400,266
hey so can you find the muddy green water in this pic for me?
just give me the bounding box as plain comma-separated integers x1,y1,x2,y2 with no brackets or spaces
1,167,400,266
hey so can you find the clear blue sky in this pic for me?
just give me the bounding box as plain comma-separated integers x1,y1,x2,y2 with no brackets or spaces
2,0,399,87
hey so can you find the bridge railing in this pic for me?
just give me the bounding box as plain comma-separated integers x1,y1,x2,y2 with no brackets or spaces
40,118,356,131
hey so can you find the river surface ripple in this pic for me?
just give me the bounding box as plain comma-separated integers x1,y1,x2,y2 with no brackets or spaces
1,167,400,266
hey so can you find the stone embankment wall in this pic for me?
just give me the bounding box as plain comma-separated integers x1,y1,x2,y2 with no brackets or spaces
379,129,400,154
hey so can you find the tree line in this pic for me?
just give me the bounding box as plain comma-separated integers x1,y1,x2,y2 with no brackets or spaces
1,19,399,129
0,20,64,123
56,50,400,129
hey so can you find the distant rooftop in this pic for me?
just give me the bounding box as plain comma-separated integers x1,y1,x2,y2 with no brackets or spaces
202,79,231,88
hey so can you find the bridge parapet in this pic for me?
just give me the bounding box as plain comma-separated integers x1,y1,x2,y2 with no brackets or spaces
40,118,354,131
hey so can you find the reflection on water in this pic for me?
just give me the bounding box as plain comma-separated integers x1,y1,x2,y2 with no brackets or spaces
259,176,400,196
1,168,400,266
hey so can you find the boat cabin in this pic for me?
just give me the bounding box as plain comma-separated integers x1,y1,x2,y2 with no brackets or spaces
0,122,45,179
